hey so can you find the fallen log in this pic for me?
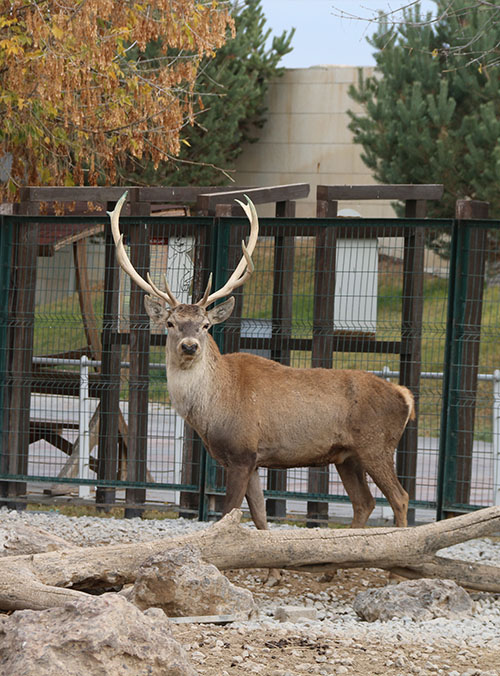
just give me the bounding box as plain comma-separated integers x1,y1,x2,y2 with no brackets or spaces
0,506,499,611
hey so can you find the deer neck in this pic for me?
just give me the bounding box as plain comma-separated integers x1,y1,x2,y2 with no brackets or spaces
165,335,227,430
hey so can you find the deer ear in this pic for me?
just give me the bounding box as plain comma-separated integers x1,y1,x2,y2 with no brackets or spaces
207,297,235,325
144,295,171,327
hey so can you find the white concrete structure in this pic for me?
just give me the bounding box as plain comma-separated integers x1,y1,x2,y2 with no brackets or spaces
234,65,396,218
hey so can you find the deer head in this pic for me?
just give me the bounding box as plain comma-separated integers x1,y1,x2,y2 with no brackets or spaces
108,191,259,366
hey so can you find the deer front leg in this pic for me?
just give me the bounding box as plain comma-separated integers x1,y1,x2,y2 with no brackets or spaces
222,461,256,516
245,468,281,585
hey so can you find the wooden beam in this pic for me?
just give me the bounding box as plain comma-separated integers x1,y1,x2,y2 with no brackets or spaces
16,186,248,205
317,184,444,202
197,184,310,214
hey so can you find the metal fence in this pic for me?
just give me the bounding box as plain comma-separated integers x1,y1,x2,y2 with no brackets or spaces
0,186,498,524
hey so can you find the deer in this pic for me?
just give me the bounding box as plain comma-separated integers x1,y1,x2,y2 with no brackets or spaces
109,191,414,539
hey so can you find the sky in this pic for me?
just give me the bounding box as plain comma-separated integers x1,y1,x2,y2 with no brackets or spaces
258,0,436,68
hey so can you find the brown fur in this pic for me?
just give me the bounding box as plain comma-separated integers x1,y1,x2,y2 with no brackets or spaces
146,300,413,530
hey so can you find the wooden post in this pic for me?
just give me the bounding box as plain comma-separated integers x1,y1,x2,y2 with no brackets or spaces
307,198,338,526
179,209,213,518
125,191,151,518
216,203,245,355
397,199,426,526
266,200,295,520
0,191,38,509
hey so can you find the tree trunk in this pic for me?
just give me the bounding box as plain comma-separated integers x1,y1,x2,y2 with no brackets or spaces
1,506,499,611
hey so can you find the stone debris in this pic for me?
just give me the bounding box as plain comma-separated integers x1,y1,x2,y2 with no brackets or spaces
274,605,319,622
0,593,196,676
126,542,257,620
353,578,474,622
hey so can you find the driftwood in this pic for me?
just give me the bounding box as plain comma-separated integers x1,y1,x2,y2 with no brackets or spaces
0,507,499,612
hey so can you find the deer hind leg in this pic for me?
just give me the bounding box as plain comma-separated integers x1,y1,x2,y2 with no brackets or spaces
335,457,376,528
245,469,268,530
362,452,409,527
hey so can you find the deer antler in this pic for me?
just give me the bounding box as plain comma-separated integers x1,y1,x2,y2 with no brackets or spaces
108,191,180,307
108,191,259,309
196,196,259,308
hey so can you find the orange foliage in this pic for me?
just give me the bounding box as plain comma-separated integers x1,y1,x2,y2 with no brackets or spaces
0,0,233,199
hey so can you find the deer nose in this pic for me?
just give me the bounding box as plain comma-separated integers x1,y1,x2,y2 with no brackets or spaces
181,341,198,355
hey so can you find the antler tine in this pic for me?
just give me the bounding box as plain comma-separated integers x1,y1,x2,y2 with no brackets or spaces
108,191,180,307
198,196,259,308
195,272,213,307
144,272,180,308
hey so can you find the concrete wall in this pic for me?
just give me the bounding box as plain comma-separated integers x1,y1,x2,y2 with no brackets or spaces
234,65,396,218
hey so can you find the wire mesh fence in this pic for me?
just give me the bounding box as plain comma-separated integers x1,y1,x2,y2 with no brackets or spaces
0,191,499,524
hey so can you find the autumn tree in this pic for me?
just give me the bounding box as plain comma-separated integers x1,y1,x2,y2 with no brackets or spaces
0,0,233,201
123,0,294,186
348,0,500,221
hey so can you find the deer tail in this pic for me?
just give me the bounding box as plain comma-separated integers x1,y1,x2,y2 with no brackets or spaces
396,385,415,425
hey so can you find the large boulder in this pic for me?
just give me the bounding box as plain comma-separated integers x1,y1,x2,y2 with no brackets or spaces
127,543,257,620
353,578,473,622
0,593,196,676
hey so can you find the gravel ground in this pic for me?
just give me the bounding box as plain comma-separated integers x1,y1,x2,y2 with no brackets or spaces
2,507,500,676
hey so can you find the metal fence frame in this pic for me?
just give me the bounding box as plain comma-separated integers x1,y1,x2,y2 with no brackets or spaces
0,187,498,524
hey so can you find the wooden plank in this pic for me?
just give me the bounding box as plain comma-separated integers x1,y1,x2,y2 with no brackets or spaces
39,223,103,257
218,203,245,355
180,221,213,517
73,239,102,361
19,186,131,203
317,184,444,202
197,184,310,214
271,200,295,363
1,199,39,505
140,186,244,203
267,200,296,519
19,185,249,205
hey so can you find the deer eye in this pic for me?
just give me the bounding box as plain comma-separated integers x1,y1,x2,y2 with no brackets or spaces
203,323,210,330
166,321,174,328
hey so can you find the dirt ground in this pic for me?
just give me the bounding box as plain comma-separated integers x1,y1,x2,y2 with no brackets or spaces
171,568,500,676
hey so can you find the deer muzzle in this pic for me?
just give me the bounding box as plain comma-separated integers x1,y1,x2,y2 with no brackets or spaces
179,339,200,358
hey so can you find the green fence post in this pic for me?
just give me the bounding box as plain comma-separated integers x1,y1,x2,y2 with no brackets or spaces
438,200,489,519
437,218,460,520
125,191,151,518
0,214,13,495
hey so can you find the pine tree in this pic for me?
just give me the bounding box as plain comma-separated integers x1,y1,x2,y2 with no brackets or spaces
348,0,500,220
122,0,294,186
